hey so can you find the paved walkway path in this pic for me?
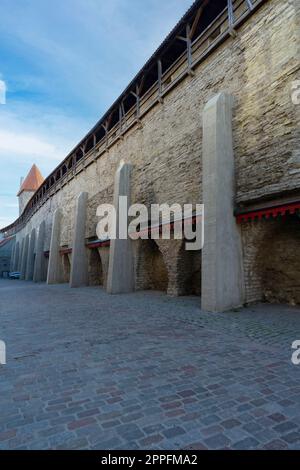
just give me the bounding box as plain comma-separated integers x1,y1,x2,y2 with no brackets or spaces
0,279,300,450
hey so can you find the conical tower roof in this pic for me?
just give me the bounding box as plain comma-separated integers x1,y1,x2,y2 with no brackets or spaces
17,164,44,196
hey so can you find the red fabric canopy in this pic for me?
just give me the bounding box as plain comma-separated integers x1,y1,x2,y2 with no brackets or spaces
236,202,300,224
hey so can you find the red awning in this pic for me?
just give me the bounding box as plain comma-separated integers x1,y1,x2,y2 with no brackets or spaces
236,201,300,224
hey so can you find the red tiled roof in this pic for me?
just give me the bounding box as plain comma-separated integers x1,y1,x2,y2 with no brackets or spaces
17,164,44,196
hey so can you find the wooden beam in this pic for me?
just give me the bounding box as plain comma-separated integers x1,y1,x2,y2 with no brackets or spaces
177,24,194,73
190,0,209,39
245,0,254,10
227,0,235,30
186,24,193,72
130,83,142,118
137,75,145,96
157,59,163,100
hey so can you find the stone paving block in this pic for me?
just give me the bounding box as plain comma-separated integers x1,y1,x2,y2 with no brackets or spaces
0,430,16,441
221,419,241,429
243,422,263,434
252,429,278,444
273,421,298,434
268,413,287,423
57,437,89,450
204,433,231,449
68,417,96,430
139,434,164,446
183,442,208,450
77,408,100,419
116,423,145,440
263,439,289,450
281,431,300,444
101,419,122,429
233,437,260,450
162,426,186,439
142,424,165,435
92,437,124,450
39,425,66,438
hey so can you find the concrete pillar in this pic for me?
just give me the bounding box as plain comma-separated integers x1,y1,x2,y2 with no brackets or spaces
20,234,29,280
70,192,89,288
25,228,36,281
14,241,20,272
18,239,24,272
10,241,16,272
47,209,63,284
201,92,244,312
33,221,46,282
107,161,134,294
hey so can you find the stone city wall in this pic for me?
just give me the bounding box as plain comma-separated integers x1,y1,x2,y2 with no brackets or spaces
11,0,300,306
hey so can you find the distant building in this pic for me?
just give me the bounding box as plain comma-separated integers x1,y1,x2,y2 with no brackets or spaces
0,164,44,277
17,164,44,215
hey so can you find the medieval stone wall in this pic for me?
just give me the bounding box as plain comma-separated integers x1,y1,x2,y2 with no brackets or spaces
12,0,300,302
242,215,300,305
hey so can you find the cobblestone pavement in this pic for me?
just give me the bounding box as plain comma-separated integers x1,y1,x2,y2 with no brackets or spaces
1,279,300,450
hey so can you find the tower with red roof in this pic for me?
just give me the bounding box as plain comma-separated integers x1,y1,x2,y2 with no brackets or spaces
17,164,44,215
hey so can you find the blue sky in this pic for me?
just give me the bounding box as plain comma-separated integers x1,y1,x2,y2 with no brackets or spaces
0,0,193,228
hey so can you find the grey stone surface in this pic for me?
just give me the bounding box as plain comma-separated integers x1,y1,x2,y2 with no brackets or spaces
1,279,300,450
202,92,244,312
70,192,89,288
47,209,63,285
10,242,16,272
17,239,24,272
13,242,20,272
107,161,134,294
33,221,46,283
25,229,36,281
20,235,29,280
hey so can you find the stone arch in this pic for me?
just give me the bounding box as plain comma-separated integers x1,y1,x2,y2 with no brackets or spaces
135,238,169,292
255,215,300,305
88,248,103,286
62,253,71,283
175,241,202,296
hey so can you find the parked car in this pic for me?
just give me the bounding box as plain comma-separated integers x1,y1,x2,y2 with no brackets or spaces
9,272,20,279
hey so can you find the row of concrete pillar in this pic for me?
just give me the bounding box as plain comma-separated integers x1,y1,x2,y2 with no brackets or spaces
46,161,131,292
9,93,244,312
10,220,47,283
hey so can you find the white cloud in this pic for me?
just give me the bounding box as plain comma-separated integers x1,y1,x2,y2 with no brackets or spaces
0,100,89,229
0,80,6,104
0,196,19,228
0,216,14,227
0,100,89,171
0,197,18,209
0,129,57,159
